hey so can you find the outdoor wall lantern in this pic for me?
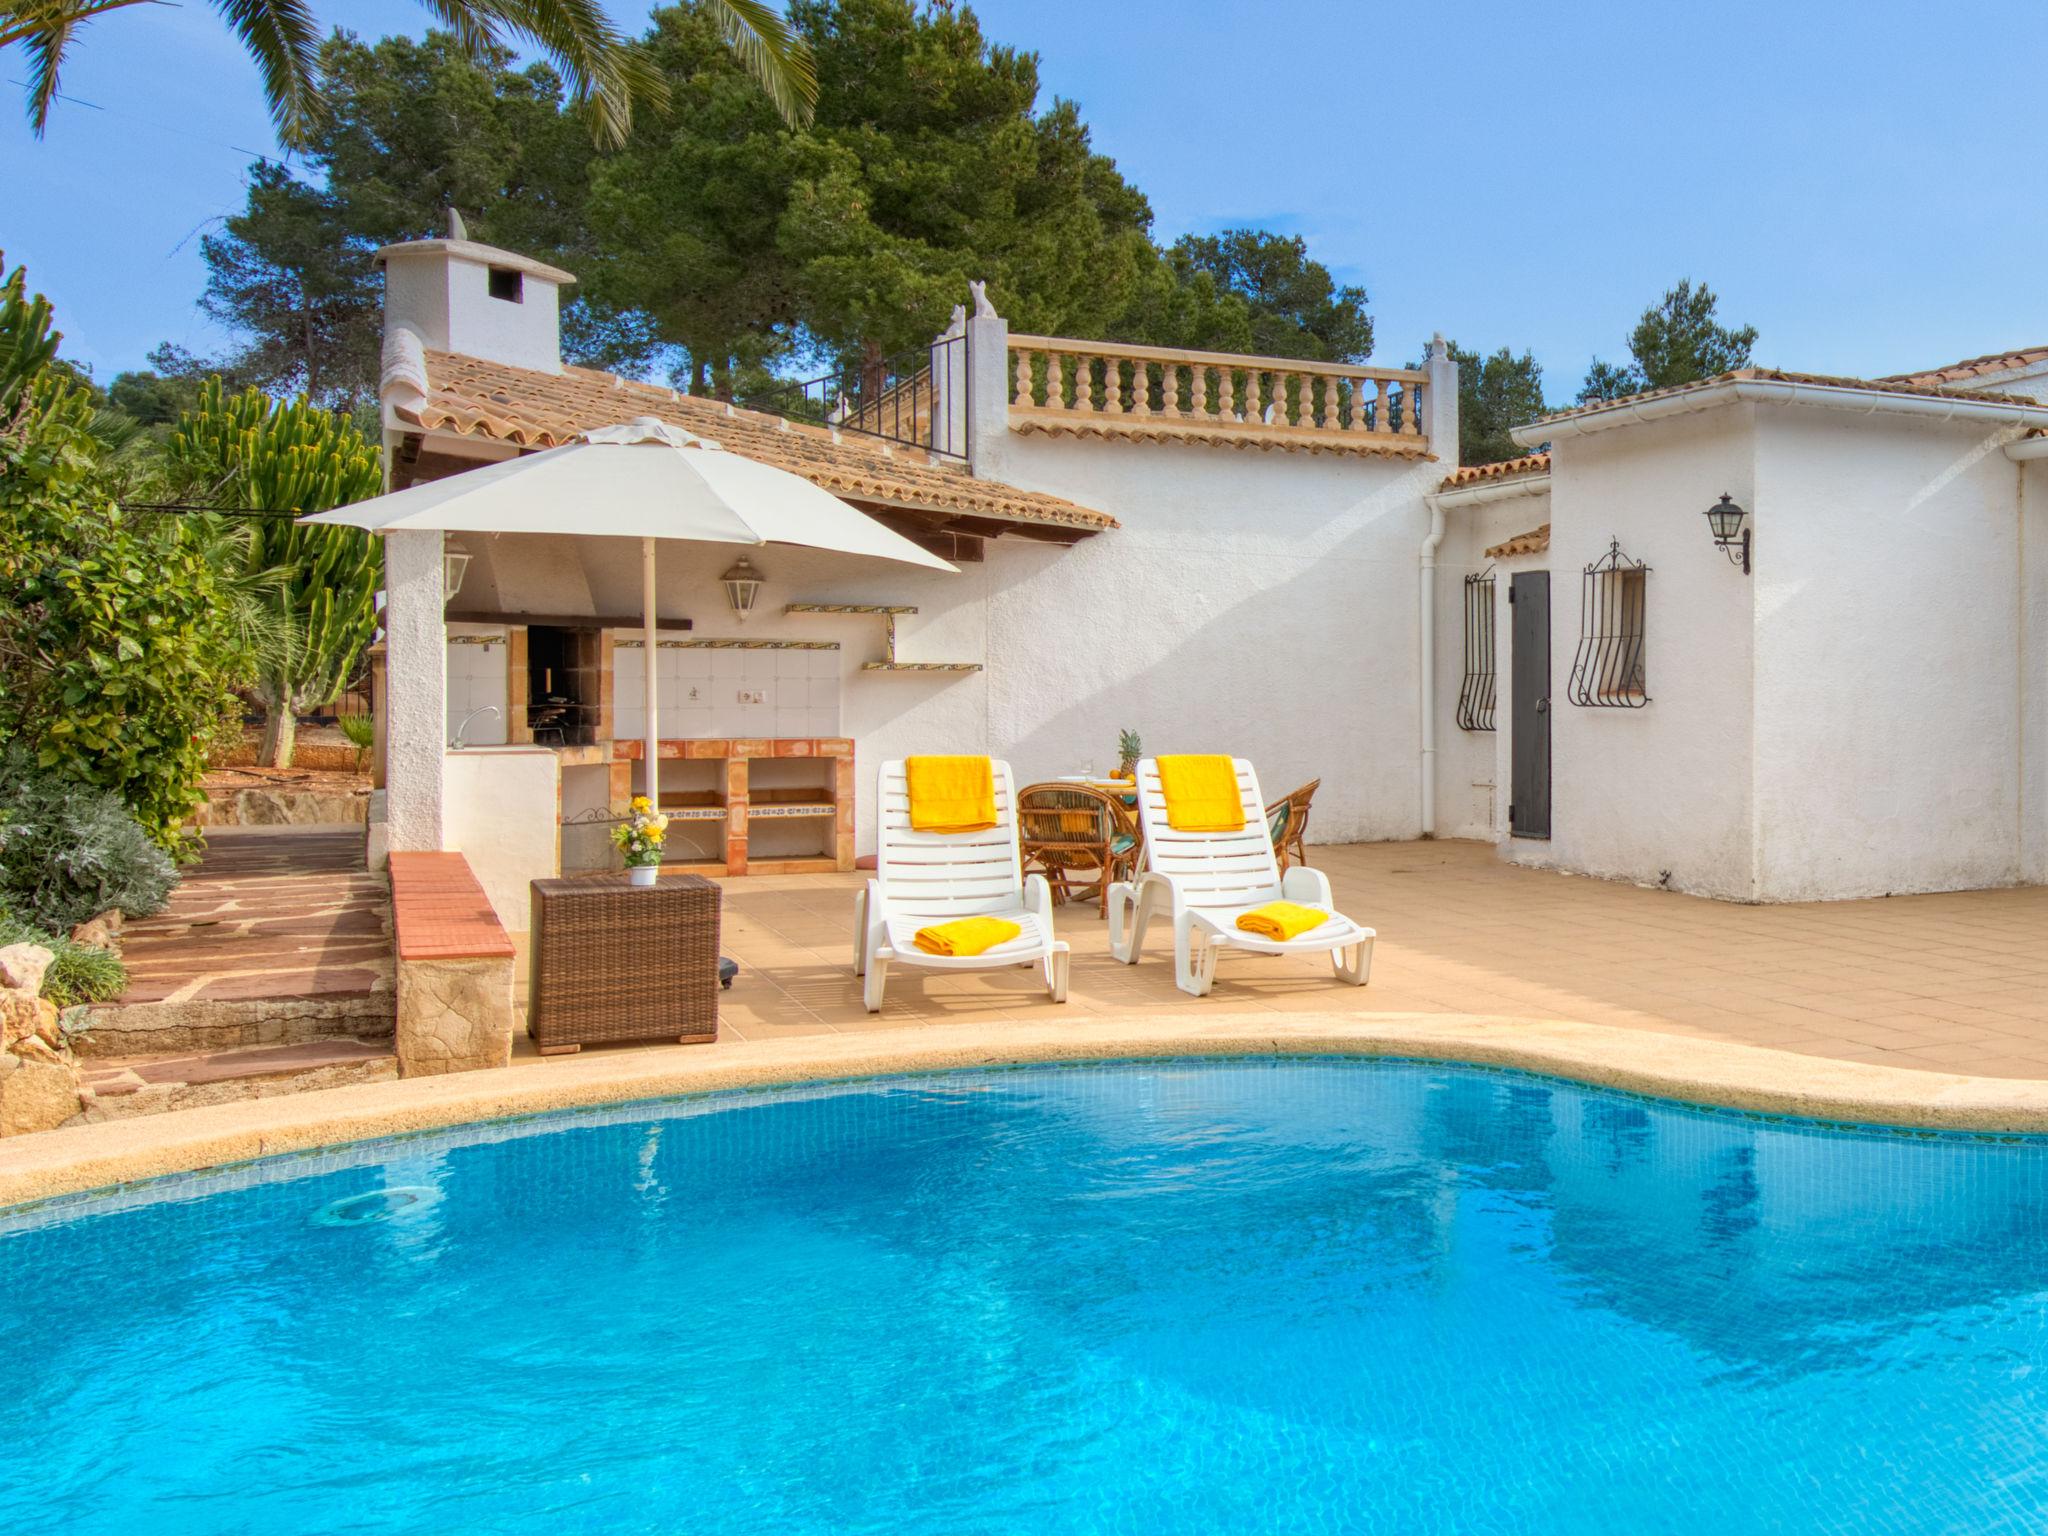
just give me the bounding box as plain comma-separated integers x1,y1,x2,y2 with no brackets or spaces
442,537,474,603
1704,493,1751,574
722,556,765,622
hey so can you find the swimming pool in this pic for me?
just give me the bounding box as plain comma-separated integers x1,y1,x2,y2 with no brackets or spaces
8,1058,2048,1534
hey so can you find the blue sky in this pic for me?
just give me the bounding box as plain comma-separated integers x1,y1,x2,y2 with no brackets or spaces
7,0,2048,400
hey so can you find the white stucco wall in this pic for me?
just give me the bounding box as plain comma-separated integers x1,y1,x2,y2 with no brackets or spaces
442,746,561,931
1748,410,2029,900
1518,409,1759,899
384,528,448,852
2023,458,2048,887
381,248,563,375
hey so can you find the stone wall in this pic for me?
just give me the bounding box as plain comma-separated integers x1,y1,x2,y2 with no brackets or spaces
388,851,515,1076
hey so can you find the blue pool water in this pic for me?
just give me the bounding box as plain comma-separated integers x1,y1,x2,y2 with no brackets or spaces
8,1059,2048,1534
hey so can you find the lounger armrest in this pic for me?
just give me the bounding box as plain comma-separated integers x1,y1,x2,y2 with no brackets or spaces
1281,865,1333,907
1024,872,1056,923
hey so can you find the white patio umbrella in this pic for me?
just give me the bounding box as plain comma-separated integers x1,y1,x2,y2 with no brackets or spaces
305,416,954,807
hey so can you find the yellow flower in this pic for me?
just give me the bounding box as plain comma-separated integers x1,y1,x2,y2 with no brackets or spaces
649,813,670,834
630,795,651,812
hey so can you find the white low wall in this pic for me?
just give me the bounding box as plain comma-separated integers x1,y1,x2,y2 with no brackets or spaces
442,746,560,932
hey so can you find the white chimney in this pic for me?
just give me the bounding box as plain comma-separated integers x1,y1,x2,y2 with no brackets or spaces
375,233,576,375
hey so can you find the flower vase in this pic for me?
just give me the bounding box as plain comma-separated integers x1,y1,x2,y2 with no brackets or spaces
628,863,659,887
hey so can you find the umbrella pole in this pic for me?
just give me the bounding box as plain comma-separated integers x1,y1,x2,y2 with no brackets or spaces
642,536,660,816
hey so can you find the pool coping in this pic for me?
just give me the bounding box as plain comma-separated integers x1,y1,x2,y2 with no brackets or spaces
9,1012,2048,1207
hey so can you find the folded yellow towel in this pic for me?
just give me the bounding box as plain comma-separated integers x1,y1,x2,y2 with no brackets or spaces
1235,901,1330,942
913,916,1022,957
905,755,997,833
1157,754,1245,832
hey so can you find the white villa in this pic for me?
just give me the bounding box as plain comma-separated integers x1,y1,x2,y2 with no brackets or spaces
365,234,2048,923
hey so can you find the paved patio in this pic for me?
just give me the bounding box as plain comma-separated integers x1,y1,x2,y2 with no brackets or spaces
686,839,2048,1080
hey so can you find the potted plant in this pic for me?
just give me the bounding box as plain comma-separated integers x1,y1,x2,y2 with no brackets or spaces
612,796,669,886
1117,728,1142,781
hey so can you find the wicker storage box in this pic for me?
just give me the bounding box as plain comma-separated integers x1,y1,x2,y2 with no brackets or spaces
528,874,722,1053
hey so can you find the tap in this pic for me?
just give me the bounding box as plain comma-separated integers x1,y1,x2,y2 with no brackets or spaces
452,706,501,750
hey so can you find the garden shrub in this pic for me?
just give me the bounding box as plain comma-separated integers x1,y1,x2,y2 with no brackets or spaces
0,910,127,1010
1,257,252,846
0,759,178,931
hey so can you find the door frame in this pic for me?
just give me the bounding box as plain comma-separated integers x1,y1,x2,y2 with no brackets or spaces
1509,570,1552,840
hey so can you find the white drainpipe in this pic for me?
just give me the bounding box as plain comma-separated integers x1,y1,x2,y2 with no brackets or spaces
1418,499,1446,836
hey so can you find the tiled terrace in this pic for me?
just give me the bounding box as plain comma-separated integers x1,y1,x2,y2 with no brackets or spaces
680,839,2048,1080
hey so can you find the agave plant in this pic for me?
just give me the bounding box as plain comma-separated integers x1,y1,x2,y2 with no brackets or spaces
5,0,818,148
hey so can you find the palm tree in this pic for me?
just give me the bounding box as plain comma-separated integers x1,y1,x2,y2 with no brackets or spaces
2,0,816,147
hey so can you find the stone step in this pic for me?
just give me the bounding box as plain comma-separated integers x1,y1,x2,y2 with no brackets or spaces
77,1038,397,1122
71,994,397,1058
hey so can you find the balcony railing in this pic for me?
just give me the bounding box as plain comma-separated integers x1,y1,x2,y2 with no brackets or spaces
739,333,967,459
1007,335,1428,452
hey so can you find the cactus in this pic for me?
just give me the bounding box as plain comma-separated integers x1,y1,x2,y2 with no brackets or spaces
170,380,383,767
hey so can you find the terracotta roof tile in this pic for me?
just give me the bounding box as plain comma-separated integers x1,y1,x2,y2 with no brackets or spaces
1533,367,2048,430
1485,524,1550,559
1442,453,1550,490
1880,346,2048,388
402,350,1117,533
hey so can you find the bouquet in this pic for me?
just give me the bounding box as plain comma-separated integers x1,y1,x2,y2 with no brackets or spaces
611,796,670,867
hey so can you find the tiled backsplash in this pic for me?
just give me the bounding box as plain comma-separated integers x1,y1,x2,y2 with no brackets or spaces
446,627,510,745
613,639,842,741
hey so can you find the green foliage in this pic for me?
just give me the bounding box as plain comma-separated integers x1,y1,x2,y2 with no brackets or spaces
194,163,383,415
583,1,1372,390
1579,279,1759,403
336,709,376,771
171,3,1375,400
0,257,253,846
6,0,721,151
105,363,209,429
168,379,384,767
1440,342,1551,466
0,910,127,1010
0,755,179,931
1165,232,1372,362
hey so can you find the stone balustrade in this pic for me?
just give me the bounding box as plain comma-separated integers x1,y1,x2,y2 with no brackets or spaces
1006,335,1430,453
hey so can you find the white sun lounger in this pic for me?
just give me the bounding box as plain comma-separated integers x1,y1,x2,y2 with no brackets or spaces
1108,756,1373,997
854,758,1070,1013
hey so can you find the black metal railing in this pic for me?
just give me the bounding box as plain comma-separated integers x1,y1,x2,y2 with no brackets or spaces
739,332,968,459
1456,569,1496,731
1568,538,1651,708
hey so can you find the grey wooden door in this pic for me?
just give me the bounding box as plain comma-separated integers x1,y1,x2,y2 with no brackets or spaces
1510,572,1551,839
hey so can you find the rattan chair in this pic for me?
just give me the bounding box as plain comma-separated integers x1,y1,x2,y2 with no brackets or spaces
1265,778,1320,872
1017,781,1141,917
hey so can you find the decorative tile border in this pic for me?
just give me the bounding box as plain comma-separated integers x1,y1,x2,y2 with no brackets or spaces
12,1014,2048,1212
613,638,840,651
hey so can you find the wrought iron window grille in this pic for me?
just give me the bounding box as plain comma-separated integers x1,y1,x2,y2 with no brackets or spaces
1456,567,1497,731
1568,539,1651,708
739,333,968,459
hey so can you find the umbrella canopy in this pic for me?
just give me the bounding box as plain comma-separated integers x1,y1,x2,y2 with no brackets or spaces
303,416,956,572
308,416,955,818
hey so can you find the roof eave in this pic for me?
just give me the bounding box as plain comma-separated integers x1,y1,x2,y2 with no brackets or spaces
1511,376,2048,448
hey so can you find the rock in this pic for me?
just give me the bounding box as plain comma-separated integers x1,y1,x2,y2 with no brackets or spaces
70,910,124,953
0,990,56,1050
0,1049,83,1136
0,943,54,996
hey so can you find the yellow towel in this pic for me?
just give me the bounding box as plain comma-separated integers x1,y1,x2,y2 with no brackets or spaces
913,916,1021,957
1157,754,1245,832
905,755,997,833
1235,901,1330,942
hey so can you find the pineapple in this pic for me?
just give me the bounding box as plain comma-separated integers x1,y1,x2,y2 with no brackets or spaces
1117,728,1142,780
